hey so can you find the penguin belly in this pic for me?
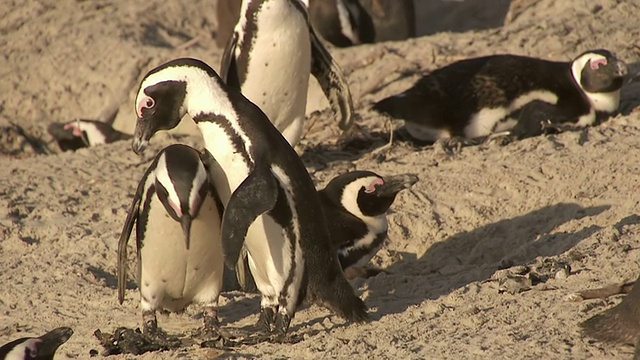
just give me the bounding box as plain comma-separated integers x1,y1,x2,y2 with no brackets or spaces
245,214,304,311
138,196,223,312
240,1,312,145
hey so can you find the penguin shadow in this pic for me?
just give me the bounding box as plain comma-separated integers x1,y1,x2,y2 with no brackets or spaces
86,265,136,290
364,203,615,318
619,60,640,115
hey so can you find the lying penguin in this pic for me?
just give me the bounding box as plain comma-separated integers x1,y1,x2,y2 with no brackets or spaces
47,119,131,152
233,170,419,291
581,274,640,358
221,0,355,147
0,327,73,360
373,49,628,143
117,144,225,339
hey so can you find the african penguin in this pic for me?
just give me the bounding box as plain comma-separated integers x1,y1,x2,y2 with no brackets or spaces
47,119,131,152
581,273,640,357
117,144,226,338
0,327,73,360
319,170,418,276
234,170,419,291
221,0,355,147
216,0,377,48
131,58,368,339
308,0,375,47
373,49,628,142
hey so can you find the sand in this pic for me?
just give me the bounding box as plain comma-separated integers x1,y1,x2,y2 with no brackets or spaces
2,0,640,359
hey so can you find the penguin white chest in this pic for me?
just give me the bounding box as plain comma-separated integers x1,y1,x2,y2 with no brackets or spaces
138,195,223,312
240,1,312,143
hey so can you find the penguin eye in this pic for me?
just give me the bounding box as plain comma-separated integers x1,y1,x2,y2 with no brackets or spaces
364,178,384,193
589,58,607,70
137,95,156,117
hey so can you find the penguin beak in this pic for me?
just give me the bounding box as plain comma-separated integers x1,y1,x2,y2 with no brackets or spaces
35,327,74,358
132,117,155,155
181,215,192,250
376,174,419,197
614,59,628,77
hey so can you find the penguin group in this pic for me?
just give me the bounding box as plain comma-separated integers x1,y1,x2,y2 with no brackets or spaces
5,0,636,357
113,0,630,353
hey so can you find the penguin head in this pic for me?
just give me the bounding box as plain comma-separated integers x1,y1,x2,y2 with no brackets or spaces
152,144,210,249
132,58,224,154
47,119,109,151
571,49,628,112
322,171,418,218
0,327,73,360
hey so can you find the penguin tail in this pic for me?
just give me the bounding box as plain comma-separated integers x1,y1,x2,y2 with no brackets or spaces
308,268,369,323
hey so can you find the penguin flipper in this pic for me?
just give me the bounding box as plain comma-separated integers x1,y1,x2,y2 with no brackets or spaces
309,24,355,131
117,178,145,305
221,164,279,269
220,31,240,89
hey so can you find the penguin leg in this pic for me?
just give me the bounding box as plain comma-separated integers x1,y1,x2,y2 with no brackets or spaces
142,309,165,338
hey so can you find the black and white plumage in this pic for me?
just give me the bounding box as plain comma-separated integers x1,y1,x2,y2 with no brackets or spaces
308,0,375,47
373,49,628,142
117,144,225,337
319,171,418,274
233,170,418,291
47,119,131,152
131,58,368,338
221,0,355,147
0,327,73,360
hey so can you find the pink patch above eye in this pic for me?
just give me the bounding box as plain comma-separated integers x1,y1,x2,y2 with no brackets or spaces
590,58,608,70
168,197,182,217
136,95,154,118
64,123,83,137
364,178,384,193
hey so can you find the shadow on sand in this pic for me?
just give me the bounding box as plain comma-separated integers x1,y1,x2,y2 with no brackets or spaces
363,202,625,319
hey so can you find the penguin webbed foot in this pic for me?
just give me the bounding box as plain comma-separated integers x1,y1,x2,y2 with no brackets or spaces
433,136,480,155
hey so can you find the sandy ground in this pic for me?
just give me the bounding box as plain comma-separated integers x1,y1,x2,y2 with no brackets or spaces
2,0,640,359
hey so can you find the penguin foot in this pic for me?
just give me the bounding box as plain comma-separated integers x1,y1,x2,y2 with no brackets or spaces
94,326,180,356
434,136,479,155
256,306,276,333
274,313,292,337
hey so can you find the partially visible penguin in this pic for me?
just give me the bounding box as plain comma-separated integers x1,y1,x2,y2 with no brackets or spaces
131,58,368,339
221,0,355,147
0,327,73,360
318,171,418,278
308,0,375,47
117,144,226,338
234,170,418,291
581,274,640,358
47,119,131,152
373,49,628,142
215,0,384,48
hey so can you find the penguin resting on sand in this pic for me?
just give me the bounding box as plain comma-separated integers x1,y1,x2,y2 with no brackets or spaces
0,327,73,360
117,144,226,339
47,119,131,152
221,0,355,147
131,58,368,340
234,170,419,291
373,49,628,143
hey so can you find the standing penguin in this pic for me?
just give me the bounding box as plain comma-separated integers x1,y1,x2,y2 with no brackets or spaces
117,144,225,338
373,49,628,142
221,0,355,147
0,327,73,360
131,58,368,339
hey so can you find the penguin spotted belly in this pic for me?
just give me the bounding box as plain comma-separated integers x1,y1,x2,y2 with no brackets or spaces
139,196,223,313
240,1,311,143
